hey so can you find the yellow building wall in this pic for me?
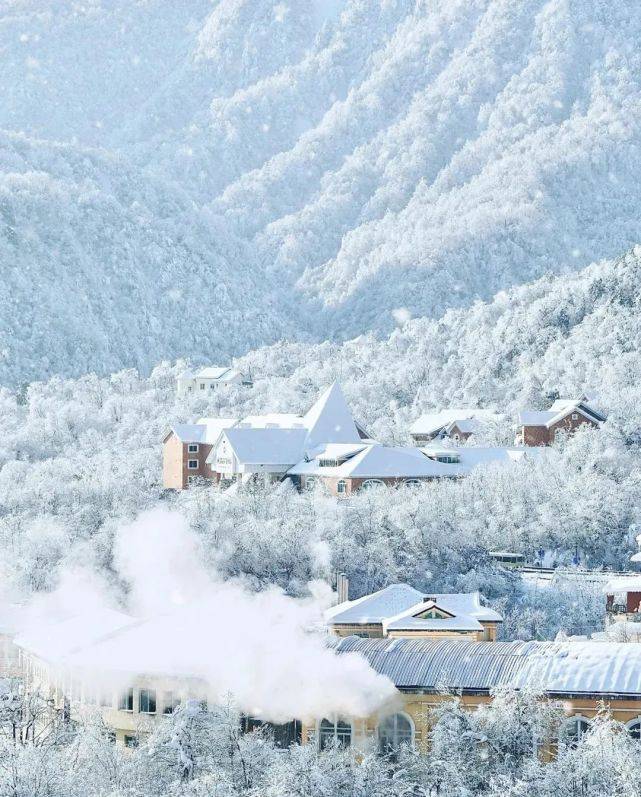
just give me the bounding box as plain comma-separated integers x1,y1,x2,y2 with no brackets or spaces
302,691,641,755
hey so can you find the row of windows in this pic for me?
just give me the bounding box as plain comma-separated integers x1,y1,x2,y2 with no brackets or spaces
318,713,413,755
117,688,182,715
306,478,425,494
318,714,641,754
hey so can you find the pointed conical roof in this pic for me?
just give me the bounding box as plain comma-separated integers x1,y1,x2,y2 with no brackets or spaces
303,382,362,446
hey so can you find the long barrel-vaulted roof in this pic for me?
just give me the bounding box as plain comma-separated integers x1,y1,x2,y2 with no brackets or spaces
331,637,641,697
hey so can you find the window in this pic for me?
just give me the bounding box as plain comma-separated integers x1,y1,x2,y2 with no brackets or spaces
337,480,347,495
118,688,134,712
200,383,205,390
361,479,386,491
162,692,179,715
404,479,422,487
378,713,413,756
187,475,196,485
188,460,198,469
139,689,156,714
561,716,590,747
124,734,139,748
627,719,641,740
242,717,302,748
319,718,352,750
305,477,317,491
418,608,446,620
188,444,199,453
571,413,578,420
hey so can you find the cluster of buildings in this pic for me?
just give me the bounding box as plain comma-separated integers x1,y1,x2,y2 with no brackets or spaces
163,379,605,494
4,578,641,753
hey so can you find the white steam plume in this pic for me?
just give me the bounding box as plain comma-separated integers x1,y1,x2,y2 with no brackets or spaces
16,508,398,724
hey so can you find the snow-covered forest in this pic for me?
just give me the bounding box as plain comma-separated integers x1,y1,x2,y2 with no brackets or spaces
1,685,640,797
3,1,641,385
3,249,641,640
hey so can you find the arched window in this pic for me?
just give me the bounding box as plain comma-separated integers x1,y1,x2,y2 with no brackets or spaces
361,479,386,491
627,718,641,740
404,479,422,488
561,716,591,747
378,713,414,756
319,718,352,750
337,480,347,495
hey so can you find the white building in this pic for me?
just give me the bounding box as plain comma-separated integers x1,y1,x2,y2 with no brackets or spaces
176,367,251,396
206,382,371,486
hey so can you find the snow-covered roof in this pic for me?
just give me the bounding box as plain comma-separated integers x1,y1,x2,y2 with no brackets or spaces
519,399,605,428
386,611,483,633
328,585,502,627
195,417,240,444
598,622,641,642
223,427,308,466
427,592,504,623
194,367,241,381
237,413,304,429
327,584,425,625
169,423,208,443
289,445,460,479
14,608,135,663
168,419,238,445
330,637,641,696
605,576,641,594
310,442,371,459
410,410,501,436
421,445,545,473
303,383,362,447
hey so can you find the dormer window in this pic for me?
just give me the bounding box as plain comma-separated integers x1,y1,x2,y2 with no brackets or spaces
437,455,460,464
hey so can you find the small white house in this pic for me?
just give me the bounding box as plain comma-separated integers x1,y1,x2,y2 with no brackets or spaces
176,367,252,396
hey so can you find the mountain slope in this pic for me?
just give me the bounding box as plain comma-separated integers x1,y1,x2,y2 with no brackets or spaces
2,1,641,383
0,132,294,386
218,247,641,442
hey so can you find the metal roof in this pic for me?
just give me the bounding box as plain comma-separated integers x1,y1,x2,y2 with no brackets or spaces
330,637,641,696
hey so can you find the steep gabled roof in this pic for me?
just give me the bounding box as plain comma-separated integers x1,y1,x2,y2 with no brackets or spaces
519,399,606,428
303,382,362,447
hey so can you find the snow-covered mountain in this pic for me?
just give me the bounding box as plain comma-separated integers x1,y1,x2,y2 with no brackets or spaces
2,1,641,383
0,132,295,386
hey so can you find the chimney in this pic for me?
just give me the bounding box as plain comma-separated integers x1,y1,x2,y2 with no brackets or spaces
336,573,349,604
